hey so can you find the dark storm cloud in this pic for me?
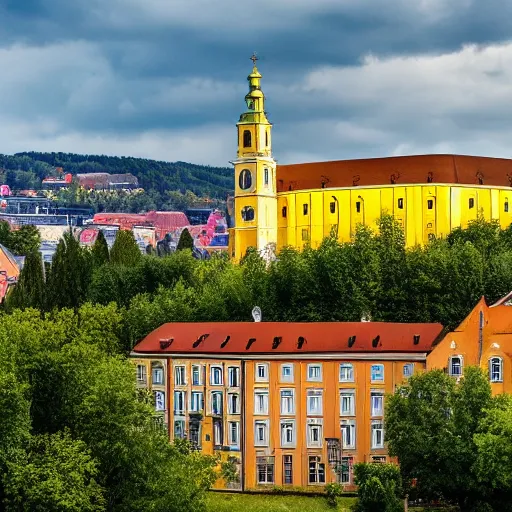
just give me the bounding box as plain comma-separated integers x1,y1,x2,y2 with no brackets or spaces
0,0,511,165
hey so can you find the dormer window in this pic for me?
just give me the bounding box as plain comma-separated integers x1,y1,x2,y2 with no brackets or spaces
489,357,503,382
243,130,252,148
449,356,463,377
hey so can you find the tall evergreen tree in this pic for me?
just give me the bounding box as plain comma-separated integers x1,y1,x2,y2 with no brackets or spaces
6,250,45,311
91,230,109,268
176,228,194,251
110,230,142,266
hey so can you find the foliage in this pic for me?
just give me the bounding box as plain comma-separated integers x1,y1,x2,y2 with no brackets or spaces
353,463,403,512
0,221,42,256
177,227,195,251
91,230,110,267
109,230,142,266
324,482,344,508
220,456,241,484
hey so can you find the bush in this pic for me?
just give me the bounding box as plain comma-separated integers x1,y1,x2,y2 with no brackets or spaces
325,482,344,507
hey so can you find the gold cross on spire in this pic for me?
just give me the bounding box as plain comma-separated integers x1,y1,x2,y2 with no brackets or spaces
250,52,259,66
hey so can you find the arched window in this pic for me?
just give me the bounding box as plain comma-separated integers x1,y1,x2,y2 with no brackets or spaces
489,357,503,382
241,206,255,221
243,130,252,148
239,169,252,190
449,355,463,377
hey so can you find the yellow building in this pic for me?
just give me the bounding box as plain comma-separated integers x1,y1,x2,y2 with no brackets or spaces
229,58,512,261
131,320,443,490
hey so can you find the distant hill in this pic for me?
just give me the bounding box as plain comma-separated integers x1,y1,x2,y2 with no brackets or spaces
0,152,234,213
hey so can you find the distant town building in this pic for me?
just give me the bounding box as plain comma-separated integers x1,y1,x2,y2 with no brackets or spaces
76,173,138,191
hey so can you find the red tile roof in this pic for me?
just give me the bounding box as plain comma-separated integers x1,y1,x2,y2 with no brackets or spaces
276,154,512,192
132,322,444,355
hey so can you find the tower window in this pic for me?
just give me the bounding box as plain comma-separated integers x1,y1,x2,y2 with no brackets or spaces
397,198,404,209
469,198,475,209
282,206,287,218
427,199,434,210
264,168,269,186
239,169,252,190
330,202,336,214
265,130,269,147
505,200,509,213
302,229,309,242
241,206,255,221
303,204,308,215
356,201,361,213
243,130,252,148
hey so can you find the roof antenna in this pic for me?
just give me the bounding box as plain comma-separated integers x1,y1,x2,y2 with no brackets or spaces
252,306,262,322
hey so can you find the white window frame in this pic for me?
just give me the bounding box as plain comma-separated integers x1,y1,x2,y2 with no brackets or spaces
307,364,322,382
341,456,353,484
254,388,269,415
214,420,223,446
255,363,269,382
191,364,202,386
403,363,414,378
308,455,326,484
256,456,274,484
155,391,166,412
174,419,185,439
371,420,384,449
228,392,240,414
174,365,186,386
449,355,463,377
255,420,269,446
210,365,223,386
229,421,240,446
280,389,295,415
211,391,223,415
307,389,323,416
190,391,203,412
152,365,164,385
489,357,503,383
280,364,294,383
136,364,147,383
339,363,354,382
307,423,323,448
371,391,384,417
228,366,240,387
173,390,184,415
280,420,296,448
341,419,356,449
371,364,384,382
340,389,355,416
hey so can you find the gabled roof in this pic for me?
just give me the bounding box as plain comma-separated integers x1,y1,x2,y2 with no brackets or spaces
132,321,444,356
276,154,512,192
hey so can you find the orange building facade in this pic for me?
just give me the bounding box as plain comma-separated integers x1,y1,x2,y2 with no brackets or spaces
131,321,443,490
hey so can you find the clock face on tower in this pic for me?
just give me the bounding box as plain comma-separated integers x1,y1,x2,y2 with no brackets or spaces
239,169,252,190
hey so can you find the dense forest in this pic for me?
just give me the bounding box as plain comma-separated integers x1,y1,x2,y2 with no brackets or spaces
0,152,234,212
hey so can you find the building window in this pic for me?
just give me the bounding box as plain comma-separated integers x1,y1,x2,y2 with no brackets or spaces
371,391,384,417
264,168,269,186
469,197,475,209
303,203,308,215
173,391,184,415
371,420,384,449
265,130,269,147
239,168,252,190
190,391,203,412
136,364,147,384
341,456,354,484
371,364,384,382
228,393,240,414
505,200,509,213
210,366,223,385
307,389,323,416
403,363,414,378
174,419,185,439
398,198,404,209
356,201,361,213
301,228,309,241
372,456,387,464
427,199,434,210
340,390,355,416
280,364,294,383
214,419,223,446
241,206,255,221
341,419,356,449
228,367,240,387
449,356,463,377
283,455,293,484
152,365,164,385
280,420,295,447
340,363,354,382
307,423,323,448
308,456,325,484
282,206,287,218
229,421,240,446
330,201,336,214
307,364,322,382
243,130,251,148
256,456,274,484
489,357,503,382
174,366,185,386
255,421,269,446
255,363,269,382
211,391,223,415
189,421,201,449
280,389,295,415
155,391,166,412
191,365,202,385
254,388,269,415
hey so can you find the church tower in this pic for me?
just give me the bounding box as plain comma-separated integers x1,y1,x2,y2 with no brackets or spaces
231,55,277,261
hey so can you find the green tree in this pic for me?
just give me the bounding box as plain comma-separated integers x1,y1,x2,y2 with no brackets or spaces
8,224,42,256
110,230,142,266
91,230,110,267
176,228,194,251
4,431,104,512
6,249,45,311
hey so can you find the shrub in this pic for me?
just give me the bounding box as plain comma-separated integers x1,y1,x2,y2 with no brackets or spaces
325,482,344,507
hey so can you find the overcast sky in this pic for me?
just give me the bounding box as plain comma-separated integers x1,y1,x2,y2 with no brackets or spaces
1,0,512,167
